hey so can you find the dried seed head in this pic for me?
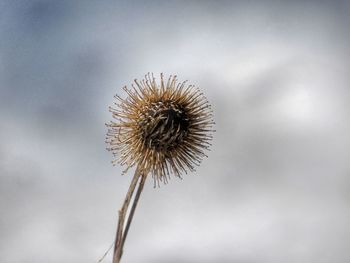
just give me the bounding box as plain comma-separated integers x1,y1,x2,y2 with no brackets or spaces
106,73,214,185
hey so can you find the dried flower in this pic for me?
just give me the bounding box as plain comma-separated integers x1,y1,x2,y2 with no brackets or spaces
103,73,215,263
106,73,214,185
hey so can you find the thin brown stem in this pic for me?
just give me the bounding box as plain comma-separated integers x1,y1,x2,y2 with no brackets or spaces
120,173,147,257
112,166,142,263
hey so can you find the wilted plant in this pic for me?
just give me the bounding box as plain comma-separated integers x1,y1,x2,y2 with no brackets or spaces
105,73,214,263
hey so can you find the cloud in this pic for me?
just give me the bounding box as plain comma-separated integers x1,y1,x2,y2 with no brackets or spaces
1,0,350,262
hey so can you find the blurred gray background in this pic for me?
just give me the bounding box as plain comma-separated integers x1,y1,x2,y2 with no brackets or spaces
1,1,350,262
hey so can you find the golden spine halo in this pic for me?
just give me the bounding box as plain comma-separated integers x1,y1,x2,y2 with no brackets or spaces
106,73,214,185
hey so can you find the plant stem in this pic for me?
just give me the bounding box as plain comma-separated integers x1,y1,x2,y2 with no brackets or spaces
112,166,146,263
121,173,147,253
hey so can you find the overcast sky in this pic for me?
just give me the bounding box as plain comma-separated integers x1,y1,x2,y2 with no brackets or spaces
1,1,350,262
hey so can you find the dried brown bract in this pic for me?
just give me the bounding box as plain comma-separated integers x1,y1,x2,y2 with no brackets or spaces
106,73,214,185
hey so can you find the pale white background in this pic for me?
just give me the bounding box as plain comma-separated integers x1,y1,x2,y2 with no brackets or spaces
1,1,350,262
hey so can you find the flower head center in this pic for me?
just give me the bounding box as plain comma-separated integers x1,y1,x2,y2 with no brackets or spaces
140,101,189,151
